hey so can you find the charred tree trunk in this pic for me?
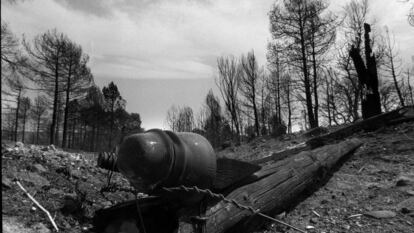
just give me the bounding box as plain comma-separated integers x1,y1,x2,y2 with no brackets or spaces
260,85,266,135
82,122,87,150
14,88,22,142
50,59,60,145
36,114,41,144
311,37,319,127
276,64,281,125
349,23,381,119
62,64,72,148
94,126,100,152
90,125,96,152
286,80,292,133
390,56,405,107
178,139,363,233
325,75,332,126
407,70,414,105
71,119,76,149
252,92,260,137
21,108,27,143
300,24,316,128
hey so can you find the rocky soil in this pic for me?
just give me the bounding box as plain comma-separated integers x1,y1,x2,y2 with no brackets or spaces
2,121,414,233
257,122,414,233
2,143,137,233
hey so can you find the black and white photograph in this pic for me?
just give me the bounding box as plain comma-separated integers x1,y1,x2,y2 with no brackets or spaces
1,0,414,232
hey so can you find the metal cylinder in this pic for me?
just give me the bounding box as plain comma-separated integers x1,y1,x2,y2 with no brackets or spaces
116,129,216,193
97,152,119,172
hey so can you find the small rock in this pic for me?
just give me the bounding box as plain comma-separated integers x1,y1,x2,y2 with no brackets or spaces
396,174,414,187
70,169,83,179
56,166,71,177
15,141,24,148
310,218,318,224
49,188,65,195
61,194,83,216
72,154,81,161
32,223,51,233
18,172,50,187
406,189,414,196
320,199,329,204
397,197,414,214
61,220,71,228
5,147,14,153
305,225,315,230
48,144,56,151
42,145,57,152
29,164,48,173
2,176,13,189
102,201,113,208
276,212,286,219
365,210,396,219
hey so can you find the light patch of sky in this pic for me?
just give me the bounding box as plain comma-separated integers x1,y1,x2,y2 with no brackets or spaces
2,0,274,80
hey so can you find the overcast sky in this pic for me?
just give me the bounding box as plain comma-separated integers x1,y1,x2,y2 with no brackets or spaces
2,0,413,130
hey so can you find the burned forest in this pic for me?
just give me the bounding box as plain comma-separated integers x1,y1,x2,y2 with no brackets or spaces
2,0,414,233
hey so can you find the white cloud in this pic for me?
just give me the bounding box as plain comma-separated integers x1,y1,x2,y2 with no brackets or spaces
1,0,274,81
1,0,412,82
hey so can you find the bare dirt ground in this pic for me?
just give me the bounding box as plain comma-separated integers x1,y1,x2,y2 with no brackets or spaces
257,122,414,233
2,122,414,233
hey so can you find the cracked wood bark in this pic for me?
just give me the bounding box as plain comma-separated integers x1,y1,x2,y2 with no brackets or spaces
178,138,363,233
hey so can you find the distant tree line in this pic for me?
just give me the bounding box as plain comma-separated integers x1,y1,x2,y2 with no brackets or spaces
1,23,143,151
164,0,413,149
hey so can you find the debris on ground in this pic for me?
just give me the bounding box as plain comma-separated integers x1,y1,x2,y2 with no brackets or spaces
2,121,414,232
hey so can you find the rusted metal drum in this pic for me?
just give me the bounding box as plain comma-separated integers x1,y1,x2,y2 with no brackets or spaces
116,129,217,193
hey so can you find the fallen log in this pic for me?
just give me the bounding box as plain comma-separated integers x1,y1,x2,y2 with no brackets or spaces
177,138,363,233
307,106,413,148
254,106,413,165
251,142,311,165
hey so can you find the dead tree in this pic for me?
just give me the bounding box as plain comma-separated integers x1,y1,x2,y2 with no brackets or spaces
406,69,414,105
307,0,337,128
382,27,405,107
216,56,241,143
270,0,317,128
349,23,381,119
267,43,283,126
4,76,25,142
19,97,31,143
61,42,92,148
240,51,261,136
24,29,68,145
30,95,49,144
